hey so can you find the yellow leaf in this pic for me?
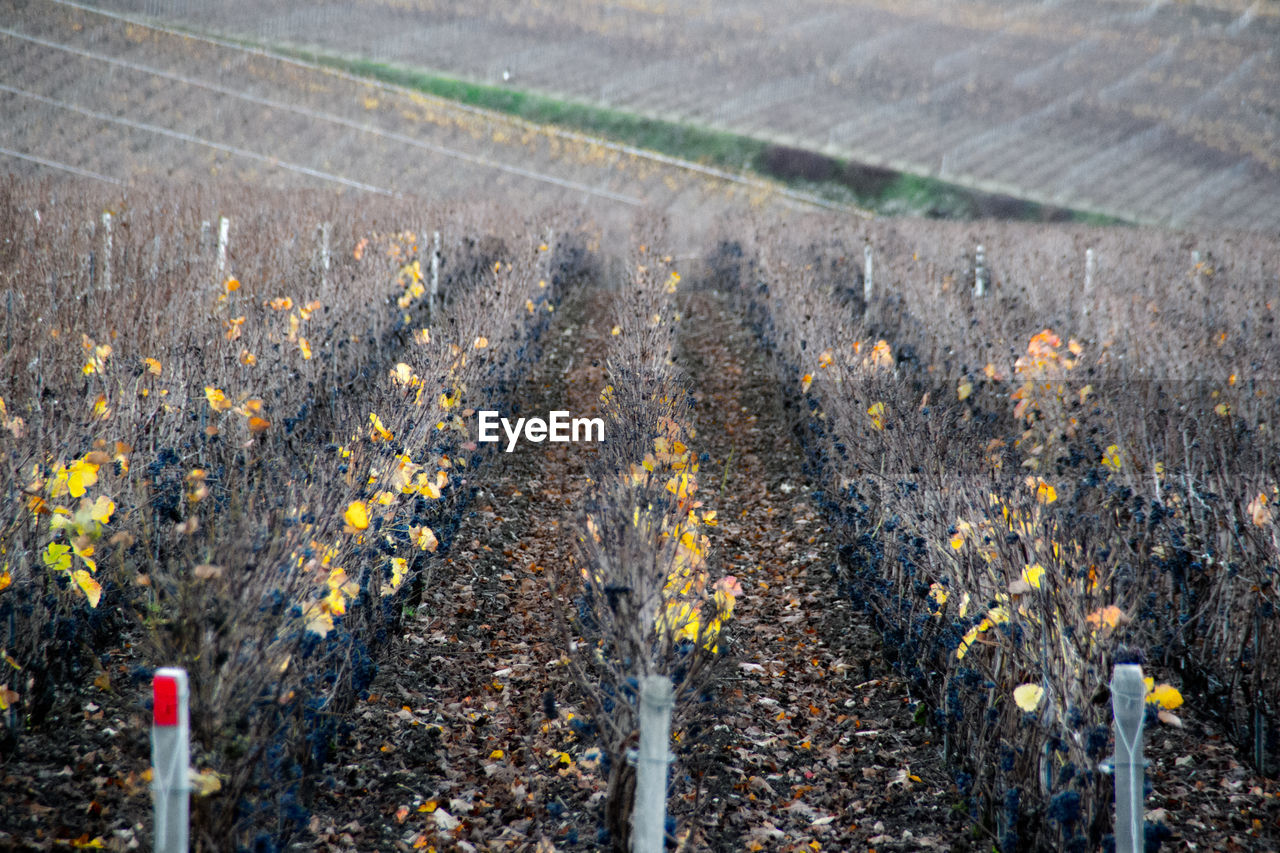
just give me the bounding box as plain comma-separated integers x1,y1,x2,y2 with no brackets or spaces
610,325,621,336
867,401,886,431
190,768,223,797
473,336,489,349
1247,492,1272,527
1022,563,1045,589
949,533,965,550
801,373,813,392
90,495,115,524
239,349,257,366
388,557,409,593
66,459,99,499
1101,444,1123,471
299,337,312,360
74,543,97,574
204,387,232,413
416,474,442,499
224,315,246,341
1013,683,1044,712
73,569,102,607
413,526,439,553
0,569,10,592
869,339,893,369
489,749,504,759
957,381,972,401
817,348,833,369
1034,477,1057,504
305,602,334,636
43,542,72,573
143,357,162,376
1146,683,1183,710
369,412,393,442
391,363,414,385
1086,605,1128,630
344,501,369,532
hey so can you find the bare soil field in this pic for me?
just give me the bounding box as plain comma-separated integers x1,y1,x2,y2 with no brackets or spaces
0,0,831,246
68,0,1280,231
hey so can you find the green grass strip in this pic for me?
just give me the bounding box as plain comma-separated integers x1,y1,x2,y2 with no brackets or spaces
282,47,1127,224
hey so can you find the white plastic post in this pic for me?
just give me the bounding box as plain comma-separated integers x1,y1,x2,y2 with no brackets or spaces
1083,247,1095,318
863,244,873,306
99,212,113,292
632,675,674,853
151,668,189,853
320,221,331,288
545,228,556,286
973,244,986,298
1111,664,1146,853
430,230,441,320
216,216,230,281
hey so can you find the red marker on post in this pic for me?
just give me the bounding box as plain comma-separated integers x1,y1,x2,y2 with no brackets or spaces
151,668,189,853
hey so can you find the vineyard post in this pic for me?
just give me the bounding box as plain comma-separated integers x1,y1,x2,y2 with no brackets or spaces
151,668,190,853
1255,610,1266,774
3,290,11,356
216,216,230,282
862,244,873,320
430,230,441,320
1111,664,1146,853
100,212,113,292
632,675,674,853
319,221,331,288
973,244,986,298
148,235,161,284
545,229,556,289
1084,248,1095,318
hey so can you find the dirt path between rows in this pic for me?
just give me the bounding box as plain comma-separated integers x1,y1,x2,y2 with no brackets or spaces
300,266,973,852
665,287,965,852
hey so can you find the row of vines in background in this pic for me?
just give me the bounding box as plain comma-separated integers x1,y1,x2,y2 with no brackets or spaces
562,218,739,852
717,213,1279,850
0,176,583,849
